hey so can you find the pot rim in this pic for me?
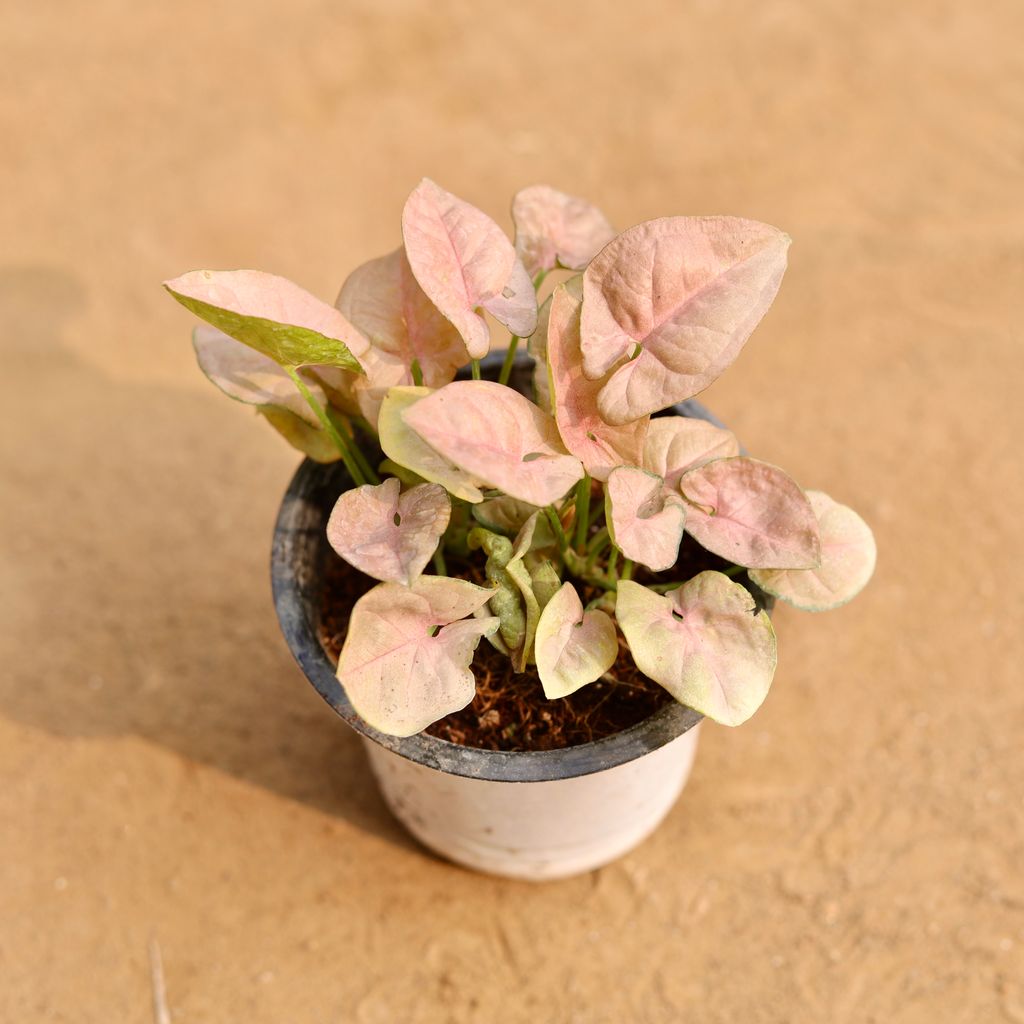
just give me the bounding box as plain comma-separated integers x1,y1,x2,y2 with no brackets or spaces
270,394,749,783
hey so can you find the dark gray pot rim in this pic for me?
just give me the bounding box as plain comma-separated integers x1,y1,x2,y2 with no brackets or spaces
271,365,755,782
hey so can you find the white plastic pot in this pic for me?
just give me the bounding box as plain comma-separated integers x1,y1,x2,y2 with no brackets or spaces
362,725,700,880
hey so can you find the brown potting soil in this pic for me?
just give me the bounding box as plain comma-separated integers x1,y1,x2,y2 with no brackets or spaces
317,537,743,752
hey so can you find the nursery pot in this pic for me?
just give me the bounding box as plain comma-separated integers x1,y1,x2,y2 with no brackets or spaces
272,366,747,880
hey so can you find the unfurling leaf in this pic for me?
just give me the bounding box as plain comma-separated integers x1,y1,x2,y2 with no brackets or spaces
605,467,686,572
164,269,368,370
337,578,498,737
580,217,790,423
378,386,487,503
679,457,820,569
547,277,648,480
749,491,876,610
511,185,616,278
336,247,469,387
401,178,537,359
402,381,585,507
326,477,450,586
535,582,618,699
616,575,776,726
643,415,741,489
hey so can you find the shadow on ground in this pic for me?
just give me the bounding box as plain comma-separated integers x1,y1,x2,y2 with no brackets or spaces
0,265,418,853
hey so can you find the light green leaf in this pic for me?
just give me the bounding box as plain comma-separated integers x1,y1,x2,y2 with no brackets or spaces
616,574,777,726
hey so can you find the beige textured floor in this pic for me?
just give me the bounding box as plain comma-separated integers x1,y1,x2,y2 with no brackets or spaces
3,2,1023,1021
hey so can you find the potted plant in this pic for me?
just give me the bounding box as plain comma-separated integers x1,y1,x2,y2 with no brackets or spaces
165,180,876,880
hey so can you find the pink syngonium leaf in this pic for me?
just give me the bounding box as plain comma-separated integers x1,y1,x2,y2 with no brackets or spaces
192,325,323,426
164,269,369,370
535,582,618,699
605,466,687,572
547,277,648,480
750,491,876,611
678,457,820,569
402,179,537,359
527,292,554,414
616,575,777,727
336,247,469,387
643,415,741,489
378,386,488,503
580,217,790,424
326,477,451,586
337,577,498,737
402,380,585,507
511,185,616,278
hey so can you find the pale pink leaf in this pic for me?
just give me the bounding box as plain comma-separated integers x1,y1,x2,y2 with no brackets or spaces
535,582,618,699
527,292,554,414
679,457,820,569
605,466,686,572
480,256,538,340
326,478,450,586
547,276,648,480
192,325,323,426
401,179,536,359
402,380,585,507
580,217,790,423
643,415,741,488
165,269,368,370
337,581,498,736
377,386,487,503
616,575,776,726
749,491,876,610
336,247,469,386
512,184,617,278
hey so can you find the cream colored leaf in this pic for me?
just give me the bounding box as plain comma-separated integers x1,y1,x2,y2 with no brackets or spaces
643,415,741,488
749,491,876,610
605,466,687,572
616,575,776,727
535,582,618,699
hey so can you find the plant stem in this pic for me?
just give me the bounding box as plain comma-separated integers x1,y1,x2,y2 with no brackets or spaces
543,506,568,554
411,359,424,387
572,475,591,552
327,408,378,483
497,337,520,386
720,564,746,578
621,558,634,581
286,366,369,485
433,547,447,576
471,359,482,380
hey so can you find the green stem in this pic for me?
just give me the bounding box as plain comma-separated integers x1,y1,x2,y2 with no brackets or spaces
433,547,447,576
543,506,569,555
411,359,424,387
497,336,520,386
286,366,369,485
573,474,591,552
720,564,746,578
621,558,634,581
327,408,377,483
471,359,482,380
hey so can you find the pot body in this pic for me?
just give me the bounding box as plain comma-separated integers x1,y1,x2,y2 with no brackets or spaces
363,724,701,880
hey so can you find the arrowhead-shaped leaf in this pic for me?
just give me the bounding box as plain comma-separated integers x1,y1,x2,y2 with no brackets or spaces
678,457,820,569
378,386,487,503
605,466,687,572
580,217,790,423
326,477,451,586
643,414,741,488
616,575,777,726
535,582,618,699
547,277,648,480
192,325,323,425
337,579,498,737
336,247,469,386
402,380,585,507
511,185,616,278
401,178,537,359
750,491,876,610
164,269,368,370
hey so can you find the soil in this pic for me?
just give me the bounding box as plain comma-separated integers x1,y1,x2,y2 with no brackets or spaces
317,537,751,751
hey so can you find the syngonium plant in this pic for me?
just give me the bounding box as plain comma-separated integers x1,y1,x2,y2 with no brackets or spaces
165,179,876,738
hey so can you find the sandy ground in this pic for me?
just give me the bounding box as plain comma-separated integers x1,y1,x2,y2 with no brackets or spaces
3,1,1023,1021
